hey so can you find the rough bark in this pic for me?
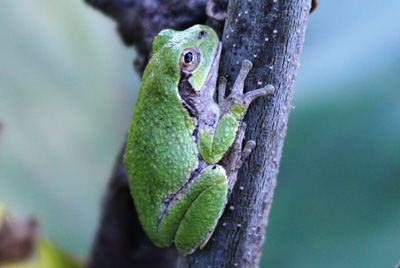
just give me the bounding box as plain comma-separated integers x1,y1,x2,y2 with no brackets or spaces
84,0,210,73
85,0,311,267
179,0,311,267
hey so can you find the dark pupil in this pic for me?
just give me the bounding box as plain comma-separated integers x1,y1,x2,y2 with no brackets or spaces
184,52,193,63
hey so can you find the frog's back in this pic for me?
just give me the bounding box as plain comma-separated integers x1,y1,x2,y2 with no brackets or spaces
123,56,199,244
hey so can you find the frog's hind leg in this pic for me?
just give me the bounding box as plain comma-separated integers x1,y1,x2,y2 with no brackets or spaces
175,165,227,255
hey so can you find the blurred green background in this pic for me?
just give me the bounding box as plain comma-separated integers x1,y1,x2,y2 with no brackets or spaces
0,0,399,267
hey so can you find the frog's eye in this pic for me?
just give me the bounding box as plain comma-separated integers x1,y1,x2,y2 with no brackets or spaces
184,52,193,63
180,47,201,72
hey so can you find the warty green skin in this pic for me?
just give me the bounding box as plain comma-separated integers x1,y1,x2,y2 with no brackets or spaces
123,25,273,255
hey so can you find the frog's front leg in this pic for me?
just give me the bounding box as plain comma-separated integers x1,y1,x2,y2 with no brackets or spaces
199,60,275,165
219,60,275,120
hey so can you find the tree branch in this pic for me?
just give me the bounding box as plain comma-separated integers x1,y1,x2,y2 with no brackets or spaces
180,0,311,267
84,0,209,73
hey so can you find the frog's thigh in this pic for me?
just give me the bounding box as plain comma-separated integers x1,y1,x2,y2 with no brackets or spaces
175,165,227,254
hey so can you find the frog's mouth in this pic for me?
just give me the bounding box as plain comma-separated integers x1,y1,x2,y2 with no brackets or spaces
202,41,222,90
195,40,222,102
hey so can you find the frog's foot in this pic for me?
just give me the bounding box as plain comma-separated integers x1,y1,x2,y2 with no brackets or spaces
225,121,245,171
219,60,275,118
236,140,256,169
228,122,256,170
220,122,253,171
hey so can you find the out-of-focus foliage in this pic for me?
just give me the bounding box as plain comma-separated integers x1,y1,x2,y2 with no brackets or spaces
0,202,81,268
0,0,399,267
0,0,137,258
3,239,82,268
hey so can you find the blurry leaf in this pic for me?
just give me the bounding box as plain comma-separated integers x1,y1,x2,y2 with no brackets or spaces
3,239,82,268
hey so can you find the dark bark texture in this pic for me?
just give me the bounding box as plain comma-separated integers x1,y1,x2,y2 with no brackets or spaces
180,0,310,267
85,0,210,73
85,0,311,267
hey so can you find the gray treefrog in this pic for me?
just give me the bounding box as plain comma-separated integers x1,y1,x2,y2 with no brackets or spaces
123,24,274,255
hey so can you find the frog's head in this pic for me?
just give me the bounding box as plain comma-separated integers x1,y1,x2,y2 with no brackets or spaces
153,25,221,114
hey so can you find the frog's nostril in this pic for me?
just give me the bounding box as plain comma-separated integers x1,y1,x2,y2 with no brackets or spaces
198,30,208,39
